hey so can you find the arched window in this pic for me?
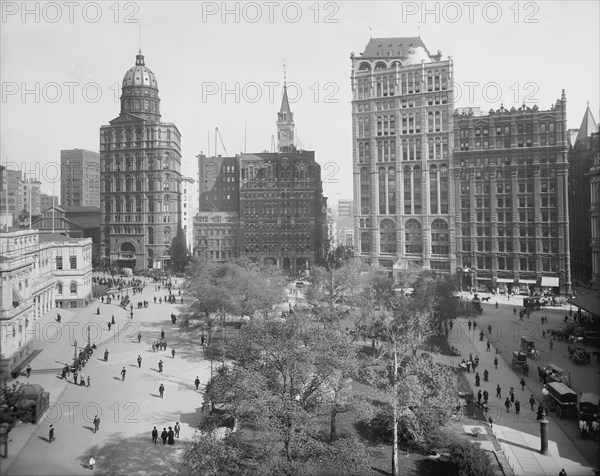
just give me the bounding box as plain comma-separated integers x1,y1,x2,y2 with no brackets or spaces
440,165,449,213
164,227,171,244
148,227,154,245
404,166,412,214
405,219,422,254
57,282,63,294
430,165,438,214
163,195,170,213
413,166,422,214
378,168,387,214
70,282,77,294
360,167,370,214
388,168,396,214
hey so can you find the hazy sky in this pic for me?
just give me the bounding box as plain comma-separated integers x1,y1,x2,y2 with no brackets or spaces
2,1,599,203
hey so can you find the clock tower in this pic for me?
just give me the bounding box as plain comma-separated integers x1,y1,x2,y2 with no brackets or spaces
276,82,295,151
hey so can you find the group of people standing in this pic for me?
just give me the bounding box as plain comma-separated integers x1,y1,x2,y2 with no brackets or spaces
151,422,180,445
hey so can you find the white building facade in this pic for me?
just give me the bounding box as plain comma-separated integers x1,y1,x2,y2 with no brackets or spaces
0,229,92,376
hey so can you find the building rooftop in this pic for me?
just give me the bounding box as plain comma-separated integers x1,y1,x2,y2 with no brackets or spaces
573,105,598,148
360,37,428,58
38,233,82,243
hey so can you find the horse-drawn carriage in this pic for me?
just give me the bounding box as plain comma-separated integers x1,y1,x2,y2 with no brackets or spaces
511,350,528,372
521,336,540,359
539,363,571,388
568,346,587,365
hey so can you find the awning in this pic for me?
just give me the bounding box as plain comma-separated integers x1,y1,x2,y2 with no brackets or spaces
476,277,492,281
541,277,560,287
518,279,536,284
497,278,514,283
568,291,600,317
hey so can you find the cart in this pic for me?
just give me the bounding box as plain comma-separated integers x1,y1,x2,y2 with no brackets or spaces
511,350,528,372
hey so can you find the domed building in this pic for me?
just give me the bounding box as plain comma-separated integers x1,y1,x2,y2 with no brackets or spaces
99,51,183,271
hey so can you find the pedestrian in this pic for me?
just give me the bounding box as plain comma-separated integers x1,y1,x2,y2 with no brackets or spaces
159,383,165,398
168,426,175,445
523,364,529,377
475,372,480,387
466,361,471,373
520,378,526,391
152,426,158,444
529,395,536,411
477,389,482,405
25,364,32,378
171,348,176,359
515,400,520,415
96,307,100,315
154,296,157,303
49,424,55,443
486,340,491,352
542,330,546,338
505,397,511,413
474,356,479,368
87,376,91,387
89,455,95,469
121,367,126,381
510,387,515,403
93,415,100,433
138,332,142,344
161,428,168,445
468,321,472,331
73,371,78,385
194,376,200,391
174,422,180,438
483,369,489,382
559,469,568,476
473,321,477,330
483,389,489,404
111,315,115,325
61,366,67,379
496,385,501,398
494,356,498,369
108,322,112,331
137,355,142,368
161,329,165,340
488,324,492,335
488,416,494,428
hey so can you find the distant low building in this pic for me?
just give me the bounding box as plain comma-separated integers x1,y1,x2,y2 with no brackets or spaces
0,229,92,377
32,205,101,265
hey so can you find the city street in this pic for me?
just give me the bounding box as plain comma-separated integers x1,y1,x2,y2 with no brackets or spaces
3,277,210,476
451,292,598,474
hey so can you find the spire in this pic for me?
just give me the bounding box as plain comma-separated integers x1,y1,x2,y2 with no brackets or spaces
277,62,294,152
574,104,598,149
280,60,291,116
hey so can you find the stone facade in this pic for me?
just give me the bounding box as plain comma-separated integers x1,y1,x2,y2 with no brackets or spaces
0,229,92,376
100,51,182,270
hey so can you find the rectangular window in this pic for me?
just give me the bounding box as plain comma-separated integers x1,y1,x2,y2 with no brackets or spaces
56,256,63,270
70,256,77,269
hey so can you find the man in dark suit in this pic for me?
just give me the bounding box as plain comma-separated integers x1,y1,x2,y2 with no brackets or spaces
151,426,158,444
167,427,175,445
161,428,168,445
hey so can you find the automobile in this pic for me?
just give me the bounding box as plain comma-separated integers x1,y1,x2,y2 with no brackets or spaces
570,347,587,365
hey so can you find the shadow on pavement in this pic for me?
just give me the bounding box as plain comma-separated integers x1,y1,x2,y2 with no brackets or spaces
37,436,50,443
81,431,190,475
496,437,536,453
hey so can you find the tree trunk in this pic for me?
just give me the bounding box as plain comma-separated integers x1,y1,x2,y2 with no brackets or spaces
392,340,399,476
330,407,338,442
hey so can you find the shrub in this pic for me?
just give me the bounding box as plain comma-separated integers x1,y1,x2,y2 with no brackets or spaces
446,439,495,476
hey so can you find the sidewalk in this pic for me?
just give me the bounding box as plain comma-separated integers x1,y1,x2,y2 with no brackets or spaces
3,278,211,475
452,318,595,476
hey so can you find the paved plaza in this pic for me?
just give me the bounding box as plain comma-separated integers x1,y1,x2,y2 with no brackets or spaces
2,276,208,475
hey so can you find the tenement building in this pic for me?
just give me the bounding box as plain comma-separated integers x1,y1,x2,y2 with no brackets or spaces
568,105,598,286
0,229,92,376
453,95,571,295
351,38,455,276
100,51,182,270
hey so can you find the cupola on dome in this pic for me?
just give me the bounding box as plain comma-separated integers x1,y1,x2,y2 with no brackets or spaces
122,50,158,90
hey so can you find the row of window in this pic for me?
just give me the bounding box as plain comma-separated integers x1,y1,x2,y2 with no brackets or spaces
55,256,77,270
461,257,559,273
102,152,175,172
355,69,449,99
56,281,78,295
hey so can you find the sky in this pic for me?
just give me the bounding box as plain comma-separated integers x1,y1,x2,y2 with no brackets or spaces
1,1,599,205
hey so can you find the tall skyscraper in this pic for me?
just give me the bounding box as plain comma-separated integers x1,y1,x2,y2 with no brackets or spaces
100,51,182,270
351,38,455,276
61,149,100,207
589,130,600,287
0,166,23,221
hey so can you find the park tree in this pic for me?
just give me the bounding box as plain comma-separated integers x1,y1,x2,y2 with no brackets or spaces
0,381,24,427
198,312,371,475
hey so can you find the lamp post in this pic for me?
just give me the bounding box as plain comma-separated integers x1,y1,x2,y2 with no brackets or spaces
539,410,549,455
87,326,91,348
73,339,78,363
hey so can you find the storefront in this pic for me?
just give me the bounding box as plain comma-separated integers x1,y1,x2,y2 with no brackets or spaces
541,276,560,295
496,278,514,295
476,277,492,293
516,279,536,296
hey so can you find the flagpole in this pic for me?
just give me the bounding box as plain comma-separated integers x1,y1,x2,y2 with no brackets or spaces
52,182,55,233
